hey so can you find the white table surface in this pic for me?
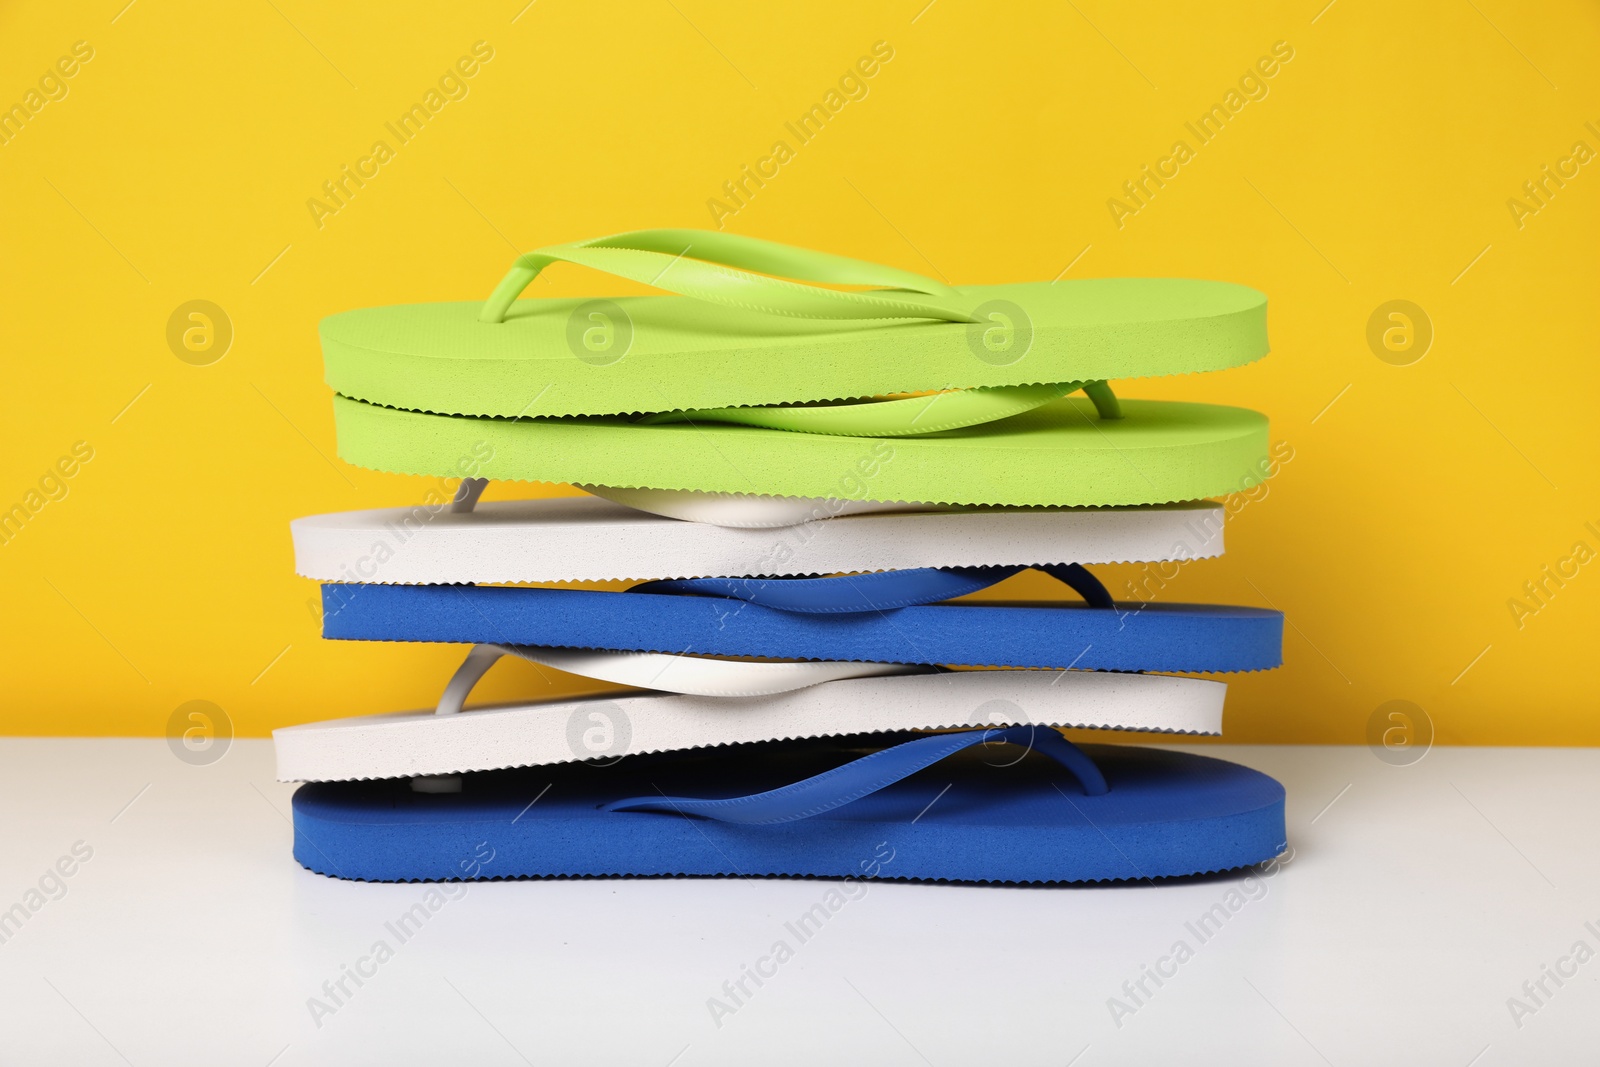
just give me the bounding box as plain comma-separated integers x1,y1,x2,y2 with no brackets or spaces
0,739,1592,1066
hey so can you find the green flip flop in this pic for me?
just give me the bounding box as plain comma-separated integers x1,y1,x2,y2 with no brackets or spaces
320,229,1267,420
333,394,1271,507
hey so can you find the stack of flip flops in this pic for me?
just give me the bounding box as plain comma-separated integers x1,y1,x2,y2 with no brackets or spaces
275,230,1288,884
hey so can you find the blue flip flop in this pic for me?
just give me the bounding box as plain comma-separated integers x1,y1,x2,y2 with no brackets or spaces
319,565,1283,673
291,728,1287,884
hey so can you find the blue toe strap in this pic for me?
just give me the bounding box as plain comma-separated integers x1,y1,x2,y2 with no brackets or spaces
629,563,1113,614
601,726,1109,824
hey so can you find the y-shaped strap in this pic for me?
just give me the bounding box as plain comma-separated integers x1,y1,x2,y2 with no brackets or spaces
630,562,1113,614
441,478,1110,610
602,725,1108,823
577,483,940,528
479,229,980,324
636,379,1122,437
476,231,1125,439
434,644,933,714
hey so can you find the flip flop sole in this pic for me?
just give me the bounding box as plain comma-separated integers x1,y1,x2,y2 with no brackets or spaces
333,396,1272,508
291,497,1227,585
322,280,1267,419
290,740,1287,884
320,583,1283,673
274,670,1225,782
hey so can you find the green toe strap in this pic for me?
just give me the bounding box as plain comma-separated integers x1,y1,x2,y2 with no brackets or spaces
480,229,982,324
475,230,1131,438
637,380,1124,437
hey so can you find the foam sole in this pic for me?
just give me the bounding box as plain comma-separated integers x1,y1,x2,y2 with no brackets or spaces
292,496,1227,585
290,738,1287,883
274,669,1225,782
320,583,1284,672
321,278,1268,419
332,395,1271,507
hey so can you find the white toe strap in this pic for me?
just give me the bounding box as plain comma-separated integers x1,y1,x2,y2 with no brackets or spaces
435,644,933,714
450,477,489,513
579,484,942,528
452,476,932,529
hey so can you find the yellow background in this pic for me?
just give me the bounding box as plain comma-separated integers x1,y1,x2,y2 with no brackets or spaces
2,0,1596,743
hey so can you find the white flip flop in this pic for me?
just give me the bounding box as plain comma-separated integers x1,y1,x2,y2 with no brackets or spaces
290,491,1226,585
273,645,1225,783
